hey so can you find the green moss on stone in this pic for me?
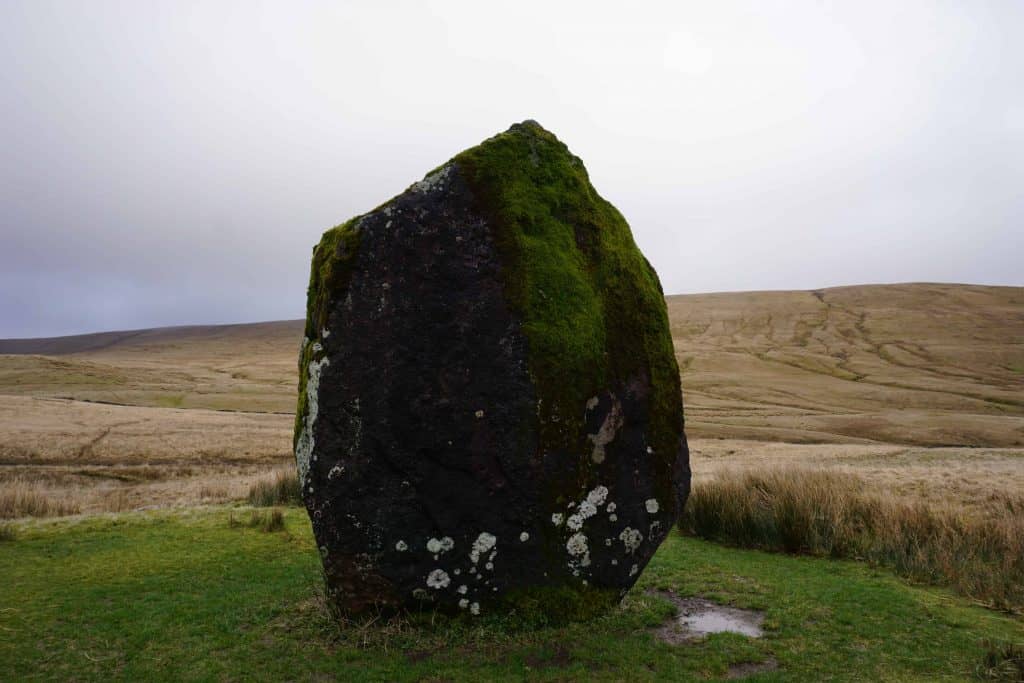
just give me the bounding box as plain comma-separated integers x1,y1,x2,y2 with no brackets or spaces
454,121,683,498
294,218,362,449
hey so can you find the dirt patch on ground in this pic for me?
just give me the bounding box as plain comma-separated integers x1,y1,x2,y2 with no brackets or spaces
726,657,779,679
524,643,572,669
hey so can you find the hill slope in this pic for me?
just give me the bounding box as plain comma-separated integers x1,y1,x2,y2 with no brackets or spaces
1,283,1021,446
668,283,1024,446
1,282,1021,514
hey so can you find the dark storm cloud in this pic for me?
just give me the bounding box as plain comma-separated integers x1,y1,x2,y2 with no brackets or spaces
1,1,1021,337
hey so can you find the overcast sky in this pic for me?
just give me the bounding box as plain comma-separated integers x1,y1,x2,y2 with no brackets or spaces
1,1,1021,338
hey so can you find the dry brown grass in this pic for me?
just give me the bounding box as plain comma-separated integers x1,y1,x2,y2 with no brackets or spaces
977,639,1024,680
248,468,300,507
0,479,81,518
0,393,293,514
0,319,301,412
98,487,134,513
689,438,1024,516
669,283,1024,447
680,467,1024,611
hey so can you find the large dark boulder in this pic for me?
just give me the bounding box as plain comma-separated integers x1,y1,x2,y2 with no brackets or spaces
295,121,689,620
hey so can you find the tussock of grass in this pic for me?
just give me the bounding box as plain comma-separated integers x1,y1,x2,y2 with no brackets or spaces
230,508,287,533
0,522,16,542
679,468,1024,611
99,488,134,513
976,639,1024,680
248,469,301,507
0,480,81,519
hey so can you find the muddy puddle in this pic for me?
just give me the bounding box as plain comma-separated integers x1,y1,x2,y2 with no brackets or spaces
648,590,766,644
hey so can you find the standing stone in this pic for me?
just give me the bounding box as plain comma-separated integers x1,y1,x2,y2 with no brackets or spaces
295,121,689,620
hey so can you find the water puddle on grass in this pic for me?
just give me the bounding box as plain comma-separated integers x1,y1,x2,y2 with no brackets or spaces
648,590,766,644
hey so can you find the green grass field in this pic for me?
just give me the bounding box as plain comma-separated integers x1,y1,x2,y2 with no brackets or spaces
2,508,1021,681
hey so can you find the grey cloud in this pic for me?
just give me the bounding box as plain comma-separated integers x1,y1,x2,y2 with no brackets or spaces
1,0,1021,337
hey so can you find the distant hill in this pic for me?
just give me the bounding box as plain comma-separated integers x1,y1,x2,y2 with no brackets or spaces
1,283,1021,446
666,283,1023,446
0,320,304,356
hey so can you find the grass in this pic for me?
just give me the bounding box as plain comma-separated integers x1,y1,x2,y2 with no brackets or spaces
679,468,1024,612
229,508,287,533
1,507,1022,681
977,640,1024,680
0,479,81,518
0,522,15,541
247,468,300,507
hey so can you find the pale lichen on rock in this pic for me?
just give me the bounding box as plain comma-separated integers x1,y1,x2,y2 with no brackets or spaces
294,355,328,486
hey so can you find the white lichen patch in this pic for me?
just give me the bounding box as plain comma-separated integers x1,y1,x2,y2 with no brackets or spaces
567,496,601,531
645,498,660,514
630,563,639,576
321,328,330,338
474,409,484,418
519,531,530,542
470,602,480,615
470,532,497,564
295,355,330,486
457,584,468,595
411,164,451,195
609,514,618,522
587,394,623,464
551,513,565,527
328,464,345,480
427,537,455,554
607,502,617,513
566,532,589,557
426,569,451,589
459,598,469,609
586,485,609,507
586,396,599,411
619,527,644,553
395,540,408,552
